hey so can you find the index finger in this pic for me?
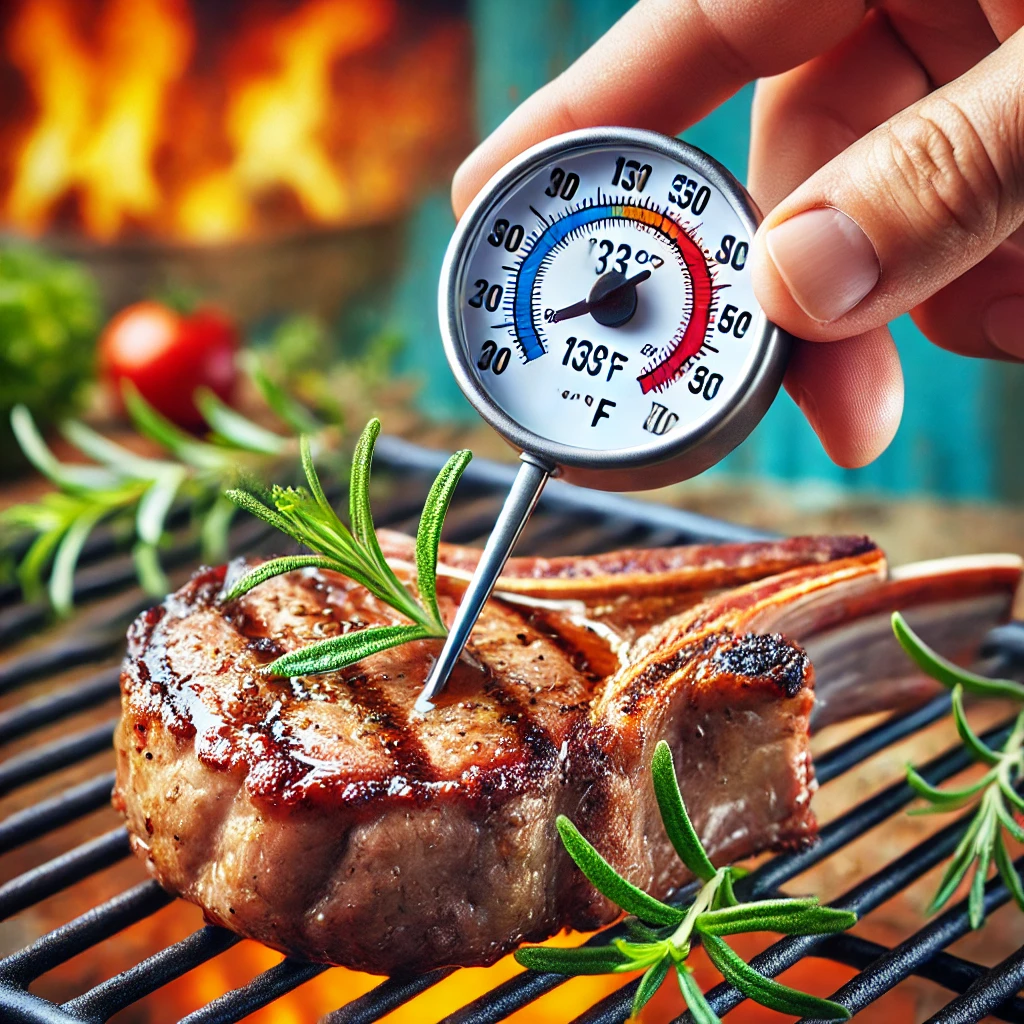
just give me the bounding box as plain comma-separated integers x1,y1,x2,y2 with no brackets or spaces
452,0,865,217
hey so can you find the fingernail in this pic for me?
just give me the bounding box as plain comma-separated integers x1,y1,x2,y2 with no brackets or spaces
766,208,880,323
984,296,1024,358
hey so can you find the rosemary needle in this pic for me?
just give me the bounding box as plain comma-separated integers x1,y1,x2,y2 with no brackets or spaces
223,418,472,678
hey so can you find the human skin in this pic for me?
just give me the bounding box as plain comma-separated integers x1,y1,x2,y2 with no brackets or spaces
451,0,1024,469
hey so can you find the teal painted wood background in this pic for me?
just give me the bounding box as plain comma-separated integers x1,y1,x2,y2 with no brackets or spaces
391,0,1024,502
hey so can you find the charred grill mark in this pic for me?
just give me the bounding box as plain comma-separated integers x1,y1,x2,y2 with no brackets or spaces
480,672,559,785
712,633,809,698
510,607,606,681
342,674,434,781
225,603,288,662
617,634,718,716
248,635,288,662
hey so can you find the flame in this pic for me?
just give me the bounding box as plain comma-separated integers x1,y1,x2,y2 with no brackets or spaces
38,895,882,1024
2,0,469,243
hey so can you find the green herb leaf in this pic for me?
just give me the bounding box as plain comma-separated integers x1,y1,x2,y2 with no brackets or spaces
348,418,385,561
136,469,186,546
250,363,322,435
5,360,346,612
632,956,671,1017
122,383,226,470
696,899,855,937
223,423,454,645
513,944,632,975
951,686,1001,766
700,933,851,1019
201,495,236,563
998,778,1024,816
996,803,1024,844
61,419,173,478
267,623,434,678
968,813,997,928
300,435,338,524
224,555,343,602
556,815,685,926
652,740,717,882
906,763,993,811
415,449,472,630
49,508,103,616
909,770,995,815
195,388,289,456
676,965,722,1024
224,489,303,546
17,528,64,601
133,541,169,595
12,406,121,491
929,813,985,914
625,919,663,943
892,612,1024,703
716,868,740,909
994,834,1024,913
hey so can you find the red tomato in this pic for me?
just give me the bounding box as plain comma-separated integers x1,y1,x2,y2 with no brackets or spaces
99,302,239,428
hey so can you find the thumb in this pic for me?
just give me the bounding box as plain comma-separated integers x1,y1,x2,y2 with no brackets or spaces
751,24,1024,340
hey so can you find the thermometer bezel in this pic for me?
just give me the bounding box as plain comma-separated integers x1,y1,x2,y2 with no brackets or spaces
439,127,790,490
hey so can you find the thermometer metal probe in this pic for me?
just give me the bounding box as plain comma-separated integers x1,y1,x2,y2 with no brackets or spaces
415,127,789,713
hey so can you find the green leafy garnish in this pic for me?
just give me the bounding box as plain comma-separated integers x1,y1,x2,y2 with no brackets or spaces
893,612,1024,928
0,367,332,613
223,418,471,678
0,246,101,472
515,741,854,1021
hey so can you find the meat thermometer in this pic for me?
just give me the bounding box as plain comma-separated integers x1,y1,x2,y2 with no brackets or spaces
415,127,789,713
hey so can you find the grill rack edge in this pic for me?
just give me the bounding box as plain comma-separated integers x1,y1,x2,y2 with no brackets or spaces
0,435,1022,1024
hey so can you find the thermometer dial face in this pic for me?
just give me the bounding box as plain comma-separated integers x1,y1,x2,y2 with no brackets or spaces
440,129,788,487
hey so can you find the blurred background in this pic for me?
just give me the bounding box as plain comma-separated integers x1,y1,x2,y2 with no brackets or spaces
0,0,1022,556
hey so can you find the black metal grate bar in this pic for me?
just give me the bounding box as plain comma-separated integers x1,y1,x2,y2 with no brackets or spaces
0,668,120,744
0,719,118,797
0,881,172,989
673,812,1015,1023
176,959,329,1024
802,863,1024,1022
927,943,1024,1024
0,634,123,695
1,435,1022,1024
814,692,952,785
0,827,128,920
61,927,241,1023
0,773,115,855
319,969,457,1024
816,933,1024,1021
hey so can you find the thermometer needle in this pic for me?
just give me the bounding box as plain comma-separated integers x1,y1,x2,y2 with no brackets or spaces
415,453,554,714
551,269,652,324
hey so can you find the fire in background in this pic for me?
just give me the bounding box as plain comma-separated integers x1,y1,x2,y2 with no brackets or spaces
0,0,472,244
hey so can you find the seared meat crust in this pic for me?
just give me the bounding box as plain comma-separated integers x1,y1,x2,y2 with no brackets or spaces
113,534,1020,973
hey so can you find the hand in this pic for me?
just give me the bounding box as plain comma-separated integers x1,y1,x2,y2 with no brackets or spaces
452,1,1024,468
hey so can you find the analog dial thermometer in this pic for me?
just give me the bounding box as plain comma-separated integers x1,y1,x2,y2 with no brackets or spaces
416,128,789,712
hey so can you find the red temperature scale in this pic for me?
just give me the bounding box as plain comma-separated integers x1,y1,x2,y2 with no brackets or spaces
417,128,789,712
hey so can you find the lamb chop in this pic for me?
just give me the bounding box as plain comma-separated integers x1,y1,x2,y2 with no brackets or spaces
113,532,1021,974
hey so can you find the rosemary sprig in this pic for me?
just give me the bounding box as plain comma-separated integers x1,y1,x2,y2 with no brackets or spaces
0,370,329,613
514,741,855,1021
223,418,472,679
893,612,1024,928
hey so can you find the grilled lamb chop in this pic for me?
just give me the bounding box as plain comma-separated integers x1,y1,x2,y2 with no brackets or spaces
113,533,1021,974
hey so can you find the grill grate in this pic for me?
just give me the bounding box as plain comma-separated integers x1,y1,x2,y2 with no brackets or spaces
1,435,1023,1024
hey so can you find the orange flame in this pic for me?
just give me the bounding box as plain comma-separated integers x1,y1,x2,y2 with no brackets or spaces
2,0,470,243
79,897,885,1023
